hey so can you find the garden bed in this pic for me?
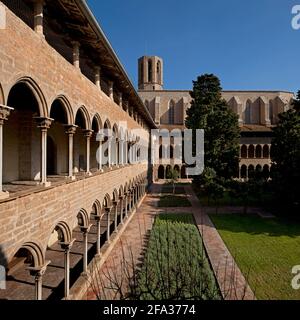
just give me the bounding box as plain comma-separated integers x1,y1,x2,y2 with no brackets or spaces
158,195,192,207
137,214,221,300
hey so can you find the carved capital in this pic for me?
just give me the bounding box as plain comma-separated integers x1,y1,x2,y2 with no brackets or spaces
83,129,93,138
35,117,53,130
65,125,77,135
0,105,14,124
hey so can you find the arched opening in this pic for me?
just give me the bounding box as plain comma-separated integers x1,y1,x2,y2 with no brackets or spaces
248,165,255,179
148,59,153,83
4,82,42,184
49,98,70,177
74,108,89,174
4,242,45,300
255,145,262,158
263,145,270,158
157,61,161,83
47,136,57,175
158,165,165,179
241,165,247,179
174,165,180,177
248,145,255,158
44,221,73,300
241,145,247,158
91,115,102,171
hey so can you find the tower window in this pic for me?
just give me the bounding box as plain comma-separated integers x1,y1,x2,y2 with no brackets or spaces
148,60,153,83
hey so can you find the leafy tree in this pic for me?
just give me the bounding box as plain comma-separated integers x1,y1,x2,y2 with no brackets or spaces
186,74,240,181
271,91,300,211
166,168,180,194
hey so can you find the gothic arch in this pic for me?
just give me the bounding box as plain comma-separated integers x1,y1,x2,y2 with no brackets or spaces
13,242,46,269
77,209,90,228
7,76,48,117
75,106,91,130
91,200,102,217
92,113,103,133
49,95,74,125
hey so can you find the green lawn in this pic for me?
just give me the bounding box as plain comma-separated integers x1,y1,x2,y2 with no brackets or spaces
210,214,300,300
158,195,192,207
137,214,221,300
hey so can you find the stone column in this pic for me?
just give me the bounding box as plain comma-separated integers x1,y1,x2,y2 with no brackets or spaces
108,81,114,101
96,132,104,172
65,125,77,180
81,225,91,275
34,0,44,36
61,240,75,298
28,263,49,301
0,105,13,200
108,136,112,170
84,130,93,176
115,137,120,167
119,196,124,224
119,138,124,166
35,117,53,187
72,41,80,70
94,66,101,90
124,194,128,218
94,215,102,257
105,206,112,243
113,201,118,232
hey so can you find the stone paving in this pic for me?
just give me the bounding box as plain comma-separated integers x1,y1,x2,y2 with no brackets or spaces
185,185,256,300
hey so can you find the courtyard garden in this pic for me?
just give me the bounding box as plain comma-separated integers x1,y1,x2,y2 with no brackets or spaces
137,214,221,300
210,213,300,300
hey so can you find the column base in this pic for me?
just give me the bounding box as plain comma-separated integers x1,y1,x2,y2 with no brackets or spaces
86,172,93,177
0,191,9,200
39,181,51,188
67,176,76,181
98,169,104,173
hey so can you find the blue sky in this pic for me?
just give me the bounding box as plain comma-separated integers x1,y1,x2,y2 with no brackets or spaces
87,0,299,93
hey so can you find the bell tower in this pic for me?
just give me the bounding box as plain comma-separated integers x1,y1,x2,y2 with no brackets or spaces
138,56,163,91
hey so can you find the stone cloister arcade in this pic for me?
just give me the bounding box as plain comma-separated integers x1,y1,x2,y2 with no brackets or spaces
239,144,272,180
0,79,146,198
0,175,147,300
